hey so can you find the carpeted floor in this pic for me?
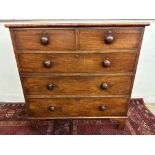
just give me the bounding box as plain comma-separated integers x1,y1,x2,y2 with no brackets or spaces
0,99,155,135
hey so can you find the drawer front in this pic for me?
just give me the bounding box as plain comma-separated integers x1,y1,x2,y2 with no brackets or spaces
18,53,136,73
27,97,128,117
79,28,143,50
22,75,132,96
12,29,76,51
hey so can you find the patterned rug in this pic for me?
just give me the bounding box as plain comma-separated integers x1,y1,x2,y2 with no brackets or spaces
0,99,155,135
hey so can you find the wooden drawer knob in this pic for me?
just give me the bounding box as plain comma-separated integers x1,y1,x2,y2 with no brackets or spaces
43,60,52,68
40,33,49,45
100,105,106,111
103,60,111,67
100,83,108,90
47,83,54,90
48,106,55,112
105,31,114,44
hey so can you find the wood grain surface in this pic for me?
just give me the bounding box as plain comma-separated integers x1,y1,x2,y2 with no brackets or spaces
5,21,150,28
18,52,137,73
79,28,143,50
7,22,148,126
12,29,76,51
21,75,132,96
27,97,128,117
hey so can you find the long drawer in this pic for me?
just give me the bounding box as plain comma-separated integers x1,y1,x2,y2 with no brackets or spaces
18,52,136,73
79,28,143,50
27,97,128,117
11,29,76,51
22,75,132,96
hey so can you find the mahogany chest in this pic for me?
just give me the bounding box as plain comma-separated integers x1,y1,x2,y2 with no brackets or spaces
6,21,149,129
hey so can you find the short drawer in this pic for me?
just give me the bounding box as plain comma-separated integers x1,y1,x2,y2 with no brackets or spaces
27,97,128,117
79,28,143,50
18,52,136,73
22,75,132,96
11,29,76,51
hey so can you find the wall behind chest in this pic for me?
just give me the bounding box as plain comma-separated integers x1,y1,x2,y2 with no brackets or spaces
0,24,24,102
132,20,155,103
0,20,155,104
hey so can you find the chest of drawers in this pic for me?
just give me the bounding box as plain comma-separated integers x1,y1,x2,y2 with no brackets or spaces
6,21,149,129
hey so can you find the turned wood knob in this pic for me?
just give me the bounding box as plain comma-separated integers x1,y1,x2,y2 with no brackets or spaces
103,60,111,67
40,33,49,45
100,105,106,111
105,31,114,44
43,60,52,68
47,83,54,90
48,106,55,112
100,83,108,90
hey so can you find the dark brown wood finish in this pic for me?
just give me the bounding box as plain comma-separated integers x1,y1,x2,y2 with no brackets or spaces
6,21,149,129
79,28,143,50
11,29,76,51
21,75,132,96
27,97,128,117
18,52,137,73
